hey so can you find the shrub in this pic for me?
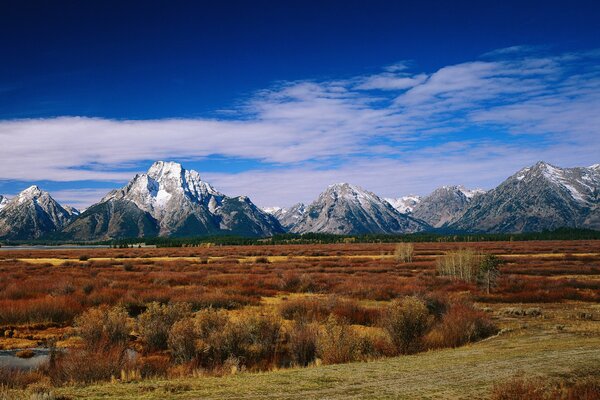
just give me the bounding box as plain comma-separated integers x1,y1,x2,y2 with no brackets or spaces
317,315,361,364
279,297,330,322
287,320,319,366
425,302,498,349
195,308,229,339
436,249,483,283
168,318,197,363
135,354,170,378
394,243,414,263
381,296,432,354
491,377,600,400
75,305,130,348
48,345,128,385
280,296,380,326
137,302,192,351
0,367,44,389
491,378,546,400
235,311,282,368
0,296,83,325
331,299,381,326
195,311,282,371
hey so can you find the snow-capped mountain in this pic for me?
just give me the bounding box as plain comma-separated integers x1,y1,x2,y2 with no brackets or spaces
411,185,485,228
0,195,8,212
290,183,428,234
263,206,284,215
452,161,600,233
62,161,284,240
267,203,307,230
384,195,422,214
0,186,75,239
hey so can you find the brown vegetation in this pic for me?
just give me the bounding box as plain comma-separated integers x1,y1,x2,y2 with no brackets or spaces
0,240,598,391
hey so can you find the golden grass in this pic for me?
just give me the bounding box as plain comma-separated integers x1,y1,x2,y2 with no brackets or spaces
17,252,600,267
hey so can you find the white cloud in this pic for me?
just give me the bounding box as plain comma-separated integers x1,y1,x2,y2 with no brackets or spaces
49,188,117,210
0,47,598,208
356,73,428,90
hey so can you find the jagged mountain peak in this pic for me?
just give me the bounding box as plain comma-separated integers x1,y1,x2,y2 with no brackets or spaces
0,186,74,240
322,183,382,207
511,161,599,204
147,160,184,179
411,185,483,228
291,184,427,235
103,161,223,217
17,185,45,201
62,161,284,239
267,203,306,230
452,161,600,233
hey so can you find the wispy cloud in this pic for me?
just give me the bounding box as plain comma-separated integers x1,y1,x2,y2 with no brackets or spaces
0,47,598,207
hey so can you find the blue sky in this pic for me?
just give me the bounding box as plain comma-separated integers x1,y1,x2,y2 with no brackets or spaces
1,1,599,209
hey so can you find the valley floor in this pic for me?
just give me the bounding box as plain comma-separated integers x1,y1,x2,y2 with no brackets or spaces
53,302,600,400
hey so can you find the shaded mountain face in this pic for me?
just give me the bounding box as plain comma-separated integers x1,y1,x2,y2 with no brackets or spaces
62,161,284,240
0,186,74,240
265,203,306,231
451,162,600,233
411,186,485,228
384,196,422,214
290,183,428,234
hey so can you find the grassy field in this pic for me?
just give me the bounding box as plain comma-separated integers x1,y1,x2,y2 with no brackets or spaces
53,302,600,399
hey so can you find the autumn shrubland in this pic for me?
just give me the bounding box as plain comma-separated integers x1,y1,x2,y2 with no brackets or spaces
0,240,598,398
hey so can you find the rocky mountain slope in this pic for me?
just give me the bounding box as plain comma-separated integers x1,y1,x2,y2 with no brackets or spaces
61,161,284,240
0,195,8,212
0,186,76,240
289,183,428,234
411,186,485,228
265,203,307,230
451,162,600,233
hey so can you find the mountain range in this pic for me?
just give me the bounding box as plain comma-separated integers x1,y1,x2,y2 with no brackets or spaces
0,161,598,240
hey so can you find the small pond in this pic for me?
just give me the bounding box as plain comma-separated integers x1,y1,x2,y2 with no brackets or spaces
0,348,51,370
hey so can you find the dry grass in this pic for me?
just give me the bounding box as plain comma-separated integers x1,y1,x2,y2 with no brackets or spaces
49,302,600,399
0,240,598,398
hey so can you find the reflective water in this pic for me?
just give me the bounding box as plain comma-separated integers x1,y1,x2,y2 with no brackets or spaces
0,348,50,370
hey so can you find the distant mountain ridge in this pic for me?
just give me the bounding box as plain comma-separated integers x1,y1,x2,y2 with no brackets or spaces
0,161,598,240
288,183,428,235
61,161,284,240
450,161,600,233
411,185,485,228
0,186,78,240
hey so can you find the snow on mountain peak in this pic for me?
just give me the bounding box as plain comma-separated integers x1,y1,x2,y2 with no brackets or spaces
17,185,45,203
384,195,422,214
104,161,226,220
457,186,486,199
147,161,184,182
263,206,284,215
0,195,8,212
324,183,382,208
514,161,599,204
